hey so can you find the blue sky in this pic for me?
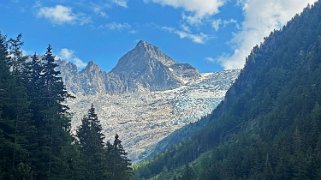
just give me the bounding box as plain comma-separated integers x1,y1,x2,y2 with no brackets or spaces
0,0,316,72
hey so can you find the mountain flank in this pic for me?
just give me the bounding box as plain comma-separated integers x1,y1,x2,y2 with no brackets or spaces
58,40,200,95
58,41,240,162
134,2,321,179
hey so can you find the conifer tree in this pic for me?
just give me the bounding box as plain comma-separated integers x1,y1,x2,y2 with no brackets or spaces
109,134,133,180
0,33,33,179
76,104,105,180
76,105,133,180
0,35,79,179
8,34,24,75
0,34,135,179
105,141,114,178
29,45,73,179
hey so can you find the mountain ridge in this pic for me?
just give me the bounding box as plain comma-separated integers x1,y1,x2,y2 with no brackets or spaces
57,41,240,162
67,69,240,162
134,1,321,178
58,40,200,95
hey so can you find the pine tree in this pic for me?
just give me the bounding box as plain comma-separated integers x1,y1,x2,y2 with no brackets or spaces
0,32,15,179
109,134,133,180
76,104,105,180
28,45,73,179
105,141,114,178
8,34,25,75
0,33,34,179
26,53,42,93
0,35,79,179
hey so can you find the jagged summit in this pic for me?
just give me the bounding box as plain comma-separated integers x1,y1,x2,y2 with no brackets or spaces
86,60,96,66
134,40,175,67
112,40,175,71
107,42,179,93
82,60,100,73
58,40,200,94
136,40,149,49
135,40,158,52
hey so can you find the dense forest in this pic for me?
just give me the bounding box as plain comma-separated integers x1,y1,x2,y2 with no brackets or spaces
0,34,132,180
135,1,321,179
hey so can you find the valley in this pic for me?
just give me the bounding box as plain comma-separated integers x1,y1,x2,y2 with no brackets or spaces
57,40,239,162
67,70,239,162
1,1,319,179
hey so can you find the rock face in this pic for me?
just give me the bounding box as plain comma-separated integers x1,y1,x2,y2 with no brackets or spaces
108,40,182,93
58,40,200,95
58,60,106,95
67,70,239,162
57,40,240,162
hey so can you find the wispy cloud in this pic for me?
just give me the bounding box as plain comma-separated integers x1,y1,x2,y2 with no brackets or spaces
112,0,128,8
92,5,108,17
58,48,87,69
145,0,225,25
36,5,91,25
212,19,221,31
162,26,209,44
212,18,239,31
205,57,216,63
100,22,137,33
217,0,317,69
103,22,131,31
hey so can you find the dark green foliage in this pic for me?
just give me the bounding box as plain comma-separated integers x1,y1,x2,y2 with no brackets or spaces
0,33,133,179
135,1,321,179
76,104,105,180
8,34,25,75
0,33,34,180
109,134,133,180
25,45,74,179
180,165,196,180
76,105,133,180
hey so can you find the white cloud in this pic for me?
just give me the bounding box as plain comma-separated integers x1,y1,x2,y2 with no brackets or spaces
218,0,317,69
223,19,239,28
145,0,225,25
205,57,216,63
162,26,209,44
103,22,131,31
59,48,87,69
73,58,88,69
60,48,73,59
37,5,75,24
92,5,108,17
112,0,128,8
212,18,239,31
37,5,91,25
180,24,191,33
212,19,222,31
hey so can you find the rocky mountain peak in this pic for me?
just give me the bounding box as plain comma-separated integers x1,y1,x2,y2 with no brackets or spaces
121,40,176,67
83,61,100,73
57,60,78,73
105,40,185,93
136,40,150,49
59,40,201,94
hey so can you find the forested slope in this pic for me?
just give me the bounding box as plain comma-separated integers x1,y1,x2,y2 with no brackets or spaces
0,34,133,180
135,1,321,179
